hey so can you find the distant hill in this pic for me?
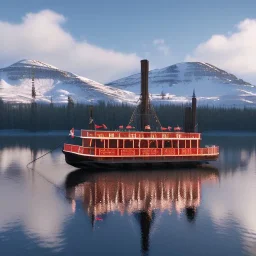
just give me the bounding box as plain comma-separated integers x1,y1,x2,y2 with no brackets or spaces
107,62,256,107
0,59,136,104
1,60,256,107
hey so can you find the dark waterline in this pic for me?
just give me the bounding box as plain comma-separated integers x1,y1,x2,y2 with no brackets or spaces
0,134,256,255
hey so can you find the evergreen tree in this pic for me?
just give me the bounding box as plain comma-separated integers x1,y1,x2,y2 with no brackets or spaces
0,101,256,132
67,95,75,127
68,95,74,108
50,96,53,108
0,97,4,129
30,68,37,131
30,102,37,131
161,91,166,100
32,70,36,99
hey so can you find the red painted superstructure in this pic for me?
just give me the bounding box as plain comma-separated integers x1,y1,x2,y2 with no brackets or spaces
63,130,219,167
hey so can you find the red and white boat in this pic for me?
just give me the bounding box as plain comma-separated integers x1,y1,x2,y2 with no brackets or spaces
63,60,219,168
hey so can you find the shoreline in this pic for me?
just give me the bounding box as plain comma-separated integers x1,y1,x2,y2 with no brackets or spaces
1,129,256,137
0,129,69,136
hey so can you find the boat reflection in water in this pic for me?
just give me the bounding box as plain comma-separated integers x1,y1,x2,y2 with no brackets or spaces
65,167,219,254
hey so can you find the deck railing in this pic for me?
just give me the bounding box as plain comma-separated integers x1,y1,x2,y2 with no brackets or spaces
64,144,219,157
81,130,201,139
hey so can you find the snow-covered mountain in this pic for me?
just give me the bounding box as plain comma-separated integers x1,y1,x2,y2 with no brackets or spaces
1,60,256,107
0,60,136,104
107,62,256,107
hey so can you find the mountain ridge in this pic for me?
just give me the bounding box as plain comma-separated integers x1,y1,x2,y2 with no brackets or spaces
1,59,256,107
0,59,136,104
107,61,256,106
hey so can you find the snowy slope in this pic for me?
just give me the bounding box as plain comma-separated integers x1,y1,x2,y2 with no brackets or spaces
0,60,136,104
1,60,256,107
107,62,256,107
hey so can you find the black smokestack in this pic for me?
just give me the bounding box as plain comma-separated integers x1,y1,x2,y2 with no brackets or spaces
192,90,197,132
184,106,192,132
140,60,149,131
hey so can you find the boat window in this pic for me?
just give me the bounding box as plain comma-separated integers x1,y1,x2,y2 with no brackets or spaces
134,140,140,148
124,140,133,148
119,140,124,148
157,140,163,148
149,140,156,148
191,140,197,148
179,140,185,148
95,139,104,148
109,139,117,148
164,140,171,148
140,140,148,148
172,140,178,148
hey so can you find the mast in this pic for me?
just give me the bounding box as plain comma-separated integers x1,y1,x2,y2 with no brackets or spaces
184,90,197,132
140,60,149,131
89,105,94,130
30,67,37,131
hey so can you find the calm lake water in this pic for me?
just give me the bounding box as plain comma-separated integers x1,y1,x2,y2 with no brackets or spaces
0,133,256,256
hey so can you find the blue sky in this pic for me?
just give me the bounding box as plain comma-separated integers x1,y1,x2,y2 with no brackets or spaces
0,0,256,83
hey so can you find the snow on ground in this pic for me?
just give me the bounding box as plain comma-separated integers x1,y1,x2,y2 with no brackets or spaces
0,60,137,105
1,60,256,107
107,62,256,107
10,59,59,70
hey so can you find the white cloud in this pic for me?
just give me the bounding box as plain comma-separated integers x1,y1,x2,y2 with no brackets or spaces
153,39,170,56
0,10,141,83
186,19,256,81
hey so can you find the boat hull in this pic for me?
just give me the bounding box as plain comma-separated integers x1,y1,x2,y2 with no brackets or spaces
63,150,218,169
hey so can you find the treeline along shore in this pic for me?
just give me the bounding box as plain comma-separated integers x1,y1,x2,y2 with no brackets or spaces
0,99,256,132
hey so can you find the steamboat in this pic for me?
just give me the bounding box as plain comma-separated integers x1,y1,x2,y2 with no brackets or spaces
63,60,219,168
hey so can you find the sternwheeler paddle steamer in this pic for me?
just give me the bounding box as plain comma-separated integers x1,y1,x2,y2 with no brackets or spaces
63,60,219,168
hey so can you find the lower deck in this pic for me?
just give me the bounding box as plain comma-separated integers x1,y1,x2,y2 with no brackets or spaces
63,143,219,157
63,143,219,168
63,150,218,168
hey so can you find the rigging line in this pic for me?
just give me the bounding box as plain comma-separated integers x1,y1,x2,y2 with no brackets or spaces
26,136,69,168
128,98,141,126
149,101,162,128
26,135,70,192
27,162,64,193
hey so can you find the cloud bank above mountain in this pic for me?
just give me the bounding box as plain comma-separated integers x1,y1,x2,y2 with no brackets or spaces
186,19,256,84
1,10,255,85
0,10,140,83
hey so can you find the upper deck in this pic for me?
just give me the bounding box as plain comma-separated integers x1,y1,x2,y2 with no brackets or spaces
81,130,201,140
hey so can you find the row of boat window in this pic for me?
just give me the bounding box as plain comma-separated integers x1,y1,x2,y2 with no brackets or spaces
84,139,198,148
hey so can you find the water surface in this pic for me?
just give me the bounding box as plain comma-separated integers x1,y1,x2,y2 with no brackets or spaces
0,134,256,256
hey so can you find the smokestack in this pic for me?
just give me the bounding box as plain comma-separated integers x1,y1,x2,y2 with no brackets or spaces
140,59,149,131
184,106,192,132
192,90,197,132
